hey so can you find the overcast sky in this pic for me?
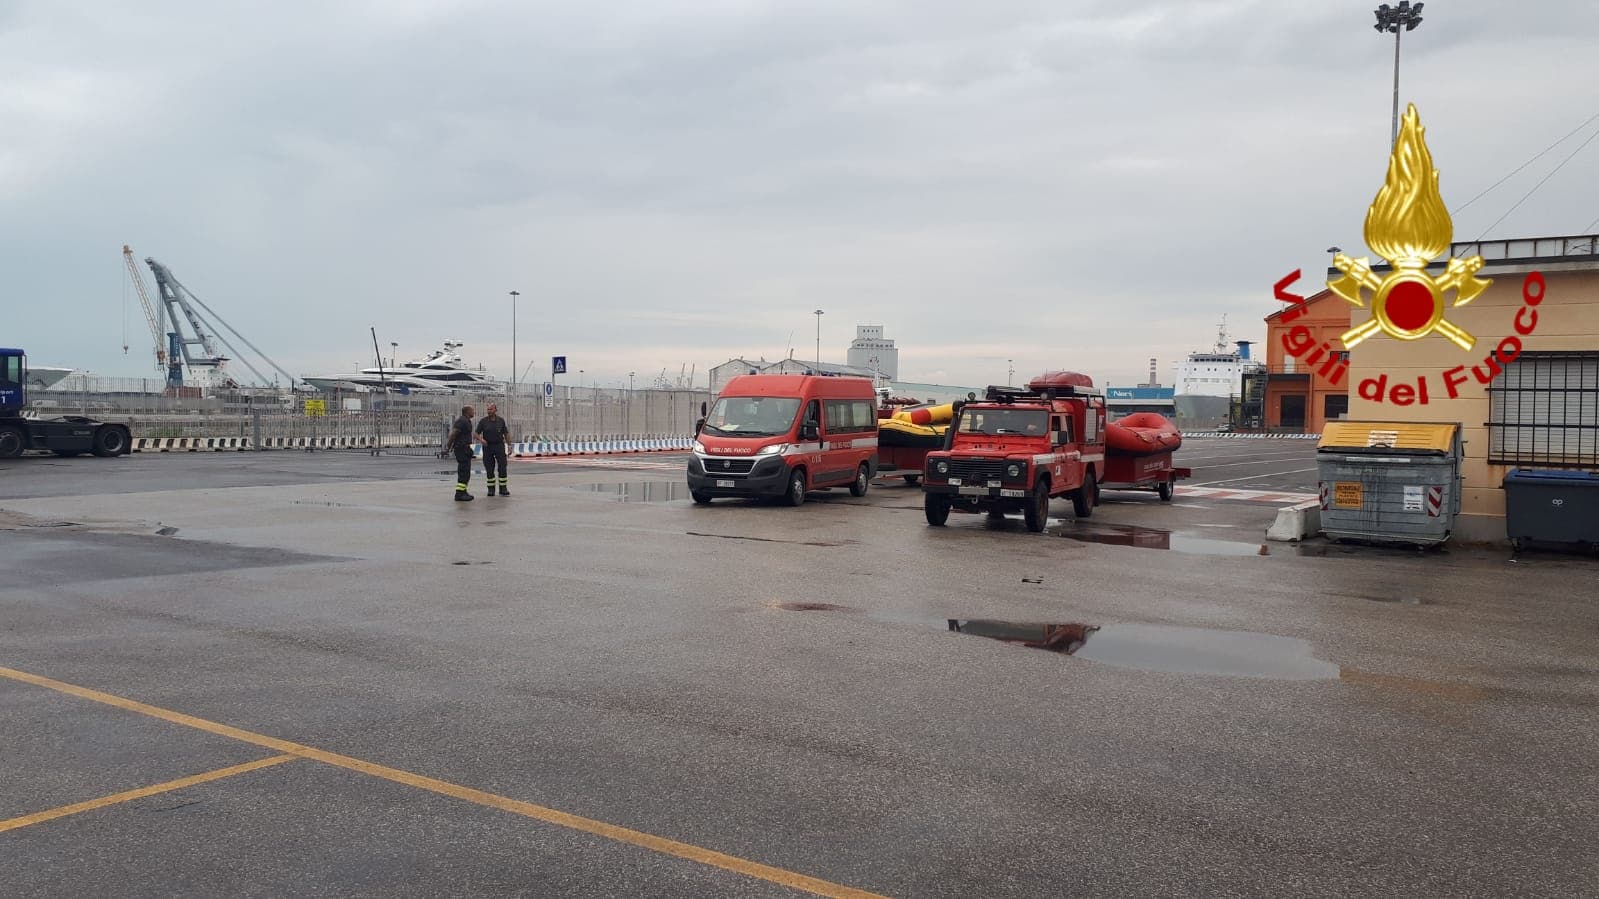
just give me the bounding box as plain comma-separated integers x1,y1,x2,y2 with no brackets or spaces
4,0,1596,390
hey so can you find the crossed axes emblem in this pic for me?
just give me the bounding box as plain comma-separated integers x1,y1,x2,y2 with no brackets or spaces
1329,253,1490,351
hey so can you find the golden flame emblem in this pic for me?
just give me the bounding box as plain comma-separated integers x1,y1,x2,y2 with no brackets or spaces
1328,104,1491,351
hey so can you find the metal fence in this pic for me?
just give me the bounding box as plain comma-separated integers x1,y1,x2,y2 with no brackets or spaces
35,381,713,453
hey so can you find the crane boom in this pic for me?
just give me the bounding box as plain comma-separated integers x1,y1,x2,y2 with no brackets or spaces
122,245,166,370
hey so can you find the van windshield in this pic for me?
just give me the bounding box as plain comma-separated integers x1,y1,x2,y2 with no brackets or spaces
702,396,801,437
958,408,1047,436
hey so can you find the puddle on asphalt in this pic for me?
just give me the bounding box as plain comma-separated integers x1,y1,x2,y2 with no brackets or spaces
580,482,692,503
1055,523,1263,557
948,619,1097,653
945,618,1338,680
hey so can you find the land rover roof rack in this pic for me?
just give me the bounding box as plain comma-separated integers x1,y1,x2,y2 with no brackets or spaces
982,384,1103,404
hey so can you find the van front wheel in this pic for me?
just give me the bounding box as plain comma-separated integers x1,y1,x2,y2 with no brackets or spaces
784,469,808,507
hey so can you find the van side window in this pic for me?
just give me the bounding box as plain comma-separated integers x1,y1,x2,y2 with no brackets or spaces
823,399,877,434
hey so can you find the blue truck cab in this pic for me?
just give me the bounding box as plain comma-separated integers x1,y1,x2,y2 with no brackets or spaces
0,348,131,459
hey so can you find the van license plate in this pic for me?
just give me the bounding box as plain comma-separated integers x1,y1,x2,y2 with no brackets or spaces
716,480,734,488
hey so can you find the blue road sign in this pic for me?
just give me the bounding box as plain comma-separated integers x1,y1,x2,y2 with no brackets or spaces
543,381,554,397
552,356,567,375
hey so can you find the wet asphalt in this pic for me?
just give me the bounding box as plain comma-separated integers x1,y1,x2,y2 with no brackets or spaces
2,439,1596,896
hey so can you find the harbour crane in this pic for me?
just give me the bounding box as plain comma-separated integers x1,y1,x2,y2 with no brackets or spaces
120,246,301,391
122,245,167,373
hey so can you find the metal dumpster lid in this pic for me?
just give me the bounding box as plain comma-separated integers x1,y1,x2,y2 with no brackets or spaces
1318,421,1458,455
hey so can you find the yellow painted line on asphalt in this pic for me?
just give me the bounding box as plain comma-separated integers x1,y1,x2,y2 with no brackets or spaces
0,754,296,834
0,666,886,899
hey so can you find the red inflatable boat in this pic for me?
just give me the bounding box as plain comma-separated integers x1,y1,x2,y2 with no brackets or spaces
1105,412,1183,457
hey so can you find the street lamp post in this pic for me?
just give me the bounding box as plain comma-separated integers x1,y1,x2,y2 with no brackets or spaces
509,290,519,397
390,342,397,368
1008,359,1014,387
813,309,823,372
1374,2,1424,146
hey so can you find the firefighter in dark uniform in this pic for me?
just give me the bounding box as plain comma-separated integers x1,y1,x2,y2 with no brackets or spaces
446,405,476,501
475,402,511,496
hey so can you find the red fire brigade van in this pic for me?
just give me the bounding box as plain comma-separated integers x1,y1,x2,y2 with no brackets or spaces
688,374,879,505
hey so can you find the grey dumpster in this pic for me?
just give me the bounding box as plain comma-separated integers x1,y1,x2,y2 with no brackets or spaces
1316,421,1462,546
1504,469,1599,551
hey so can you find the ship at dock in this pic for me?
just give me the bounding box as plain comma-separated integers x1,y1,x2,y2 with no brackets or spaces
1172,318,1262,430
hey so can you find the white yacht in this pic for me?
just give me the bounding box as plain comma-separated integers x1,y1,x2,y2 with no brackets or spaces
25,365,75,391
304,341,504,393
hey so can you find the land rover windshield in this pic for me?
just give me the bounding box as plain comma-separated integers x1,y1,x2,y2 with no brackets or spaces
701,396,802,437
957,408,1047,436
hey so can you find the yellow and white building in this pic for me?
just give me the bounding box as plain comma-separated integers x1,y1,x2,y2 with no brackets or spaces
1345,234,1599,543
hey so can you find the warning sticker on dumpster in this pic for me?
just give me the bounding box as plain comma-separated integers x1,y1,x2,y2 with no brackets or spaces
1403,485,1424,512
1333,482,1363,509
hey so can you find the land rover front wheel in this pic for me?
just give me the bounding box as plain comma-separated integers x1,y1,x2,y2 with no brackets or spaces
1024,479,1050,533
784,469,808,507
924,494,951,526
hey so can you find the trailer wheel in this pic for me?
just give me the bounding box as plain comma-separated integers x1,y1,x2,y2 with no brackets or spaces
904,474,920,486
92,425,130,457
924,494,951,526
1158,479,1174,502
0,425,24,459
1024,479,1050,533
1072,472,1097,518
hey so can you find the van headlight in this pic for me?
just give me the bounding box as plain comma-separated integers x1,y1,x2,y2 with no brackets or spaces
755,443,788,456
692,440,705,453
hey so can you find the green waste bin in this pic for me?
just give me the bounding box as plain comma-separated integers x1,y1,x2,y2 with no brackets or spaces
1317,421,1462,546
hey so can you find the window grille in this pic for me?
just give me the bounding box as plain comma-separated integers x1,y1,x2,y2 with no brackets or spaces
1486,352,1599,469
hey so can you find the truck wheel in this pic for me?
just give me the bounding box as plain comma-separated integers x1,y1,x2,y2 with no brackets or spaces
1072,472,1097,518
924,494,951,526
691,491,713,505
849,463,870,497
784,469,808,507
92,425,130,457
1024,480,1050,533
1158,479,1174,502
0,425,24,459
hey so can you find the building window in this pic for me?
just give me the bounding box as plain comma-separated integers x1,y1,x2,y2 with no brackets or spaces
1487,352,1599,469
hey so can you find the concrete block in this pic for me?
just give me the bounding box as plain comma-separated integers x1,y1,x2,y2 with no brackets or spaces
1266,499,1322,542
